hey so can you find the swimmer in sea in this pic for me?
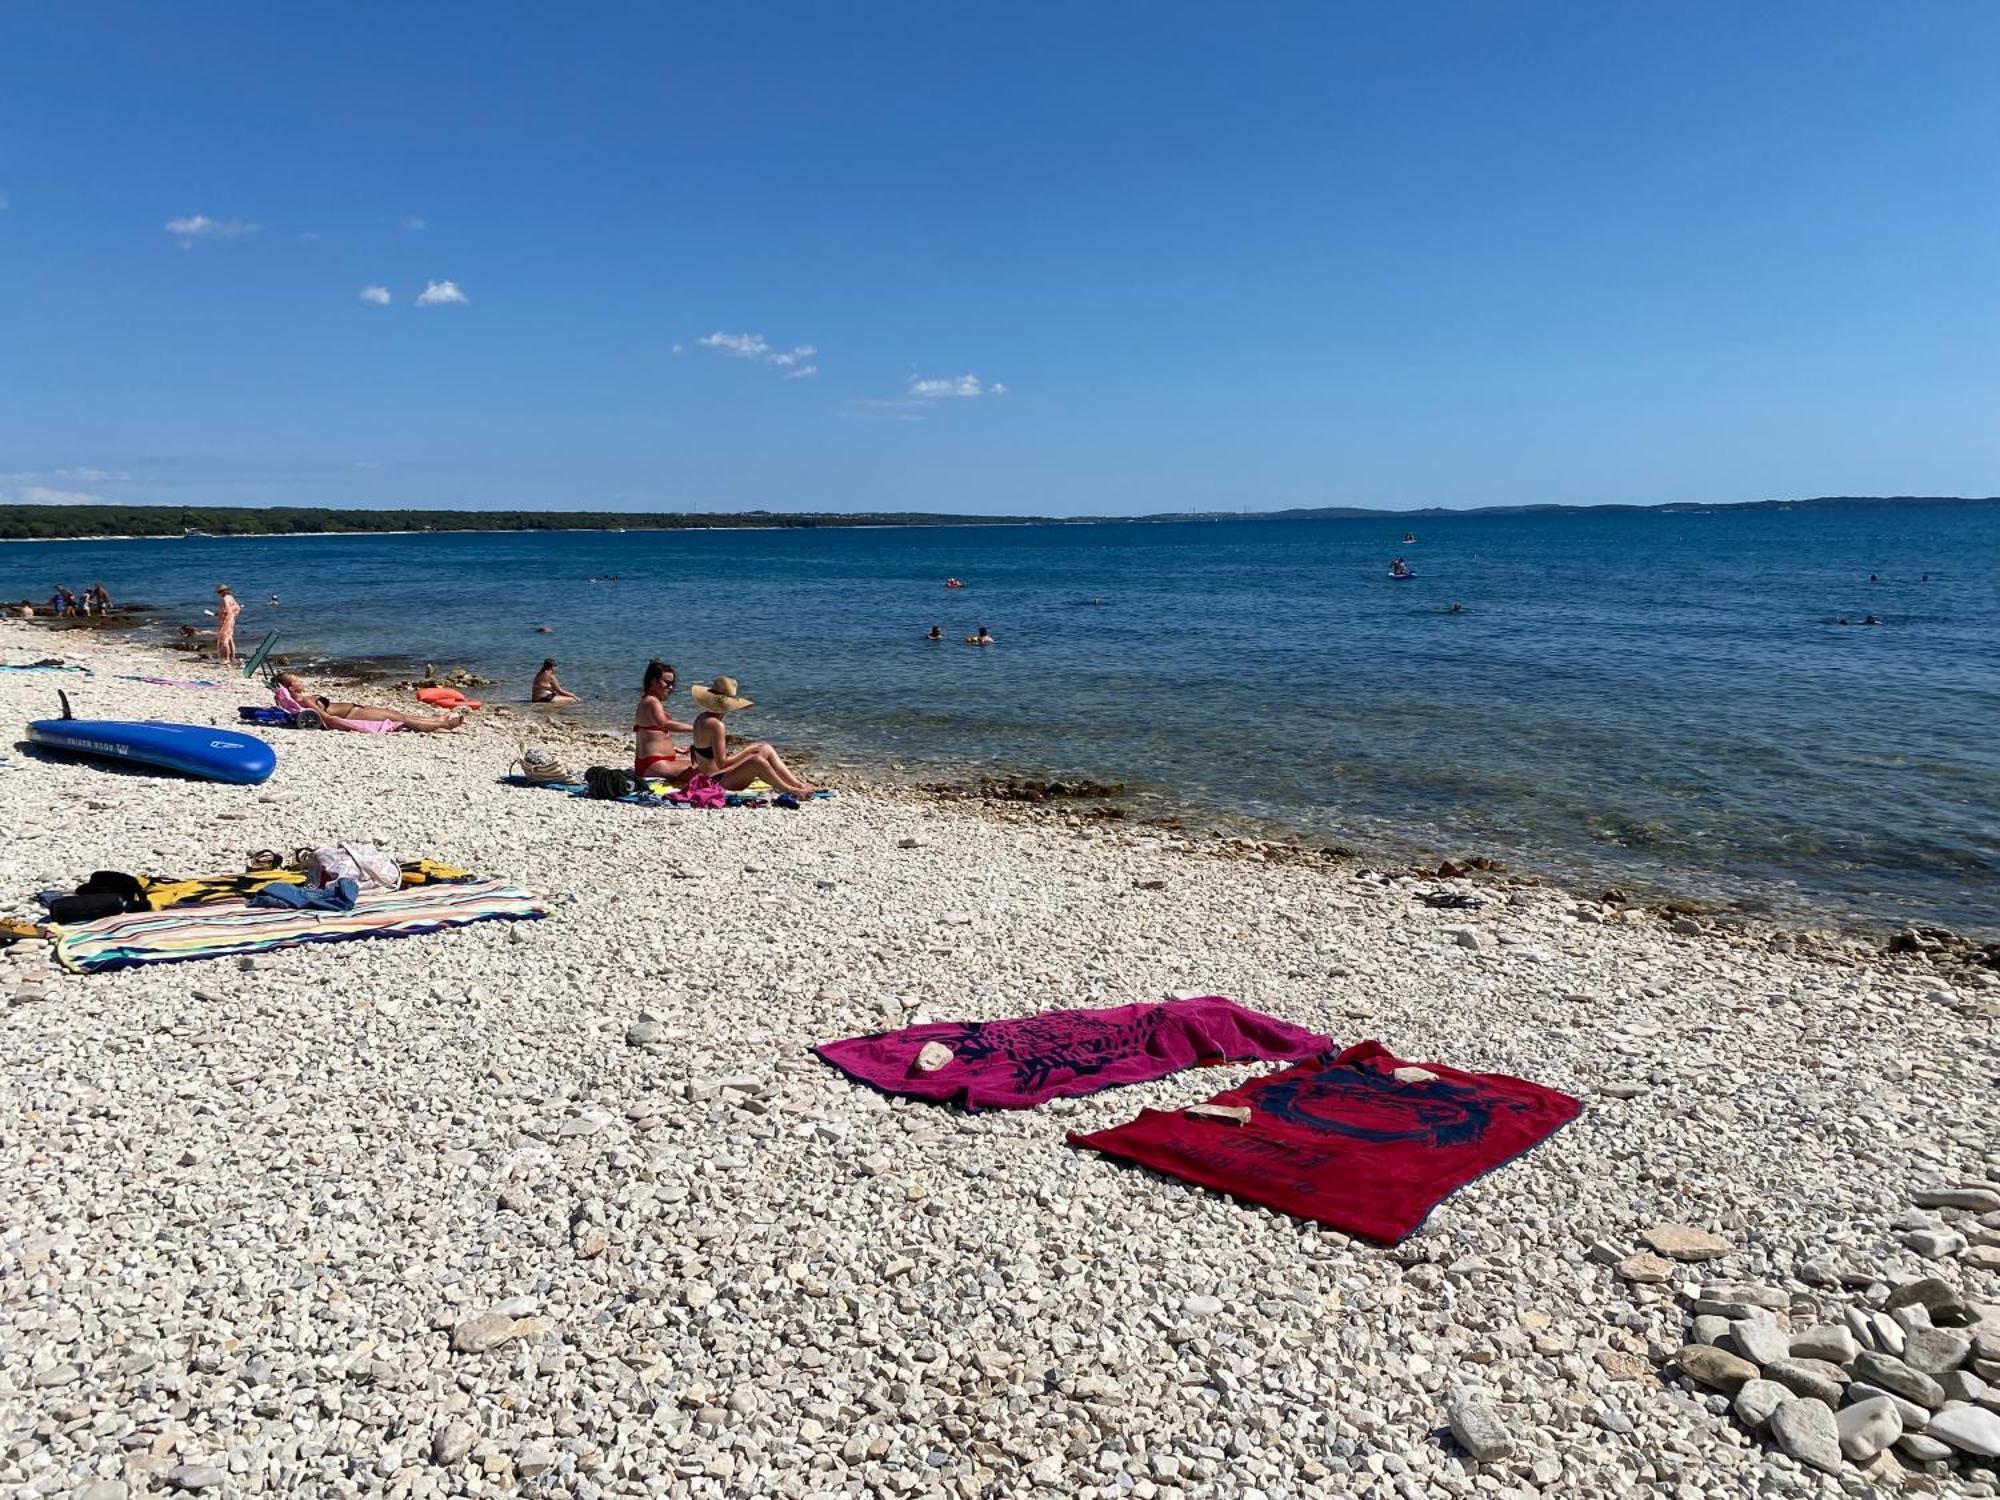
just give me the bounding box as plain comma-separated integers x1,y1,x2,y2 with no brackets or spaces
1863,614,1881,626
945,578,964,589
927,626,943,641
1446,602,1464,614
964,625,994,645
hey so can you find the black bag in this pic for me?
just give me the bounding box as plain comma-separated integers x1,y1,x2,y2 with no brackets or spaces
584,766,636,801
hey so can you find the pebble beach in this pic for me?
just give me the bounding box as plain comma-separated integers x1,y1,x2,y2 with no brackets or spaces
3,619,1997,1500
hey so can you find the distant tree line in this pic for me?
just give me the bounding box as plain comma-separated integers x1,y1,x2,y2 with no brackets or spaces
0,505,1058,540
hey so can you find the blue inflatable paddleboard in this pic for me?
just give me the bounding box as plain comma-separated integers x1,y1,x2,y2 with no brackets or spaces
28,714,277,784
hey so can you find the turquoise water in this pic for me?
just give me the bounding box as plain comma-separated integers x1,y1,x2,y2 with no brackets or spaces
8,504,1997,933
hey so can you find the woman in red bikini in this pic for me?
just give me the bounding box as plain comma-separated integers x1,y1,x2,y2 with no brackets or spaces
632,659,693,782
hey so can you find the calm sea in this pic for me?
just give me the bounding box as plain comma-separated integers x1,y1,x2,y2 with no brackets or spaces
8,504,1997,935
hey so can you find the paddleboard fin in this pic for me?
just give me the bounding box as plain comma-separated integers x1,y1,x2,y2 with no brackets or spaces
57,689,74,721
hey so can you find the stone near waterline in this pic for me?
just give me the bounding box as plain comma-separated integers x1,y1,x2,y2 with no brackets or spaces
1733,1379,1789,1429
1616,1251,1674,1284
1885,1277,1972,1321
1871,1313,1908,1356
1595,1349,1649,1382
1850,1351,1946,1409
1842,1304,1876,1346
1835,1397,1903,1463
433,1421,476,1465
1446,1393,1516,1463
1446,927,1484,951
1763,1358,1845,1406
1692,1315,1732,1346
1927,1404,2000,1458
1913,1185,2000,1213
1730,1316,1791,1369
1902,1327,1971,1376
1896,1432,1953,1463
516,1441,556,1479
1966,1245,2000,1271
165,1467,226,1492
1676,1344,1759,1393
1183,1295,1224,1317
1701,1282,1789,1311
1937,1368,1987,1403
625,1020,665,1049
1791,1324,1860,1365
450,1313,518,1355
1641,1224,1733,1262
1905,1228,1967,1260
1844,1382,1929,1433
1768,1398,1843,1476
30,1363,80,1387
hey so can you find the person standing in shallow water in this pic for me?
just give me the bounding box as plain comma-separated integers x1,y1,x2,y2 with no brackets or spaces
213,584,241,665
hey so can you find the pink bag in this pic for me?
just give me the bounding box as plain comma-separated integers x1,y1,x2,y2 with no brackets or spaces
668,773,727,808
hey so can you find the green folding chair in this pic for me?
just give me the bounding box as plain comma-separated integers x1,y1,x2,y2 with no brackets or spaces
241,628,281,682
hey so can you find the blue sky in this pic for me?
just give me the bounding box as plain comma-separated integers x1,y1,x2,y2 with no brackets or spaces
1,2,1995,515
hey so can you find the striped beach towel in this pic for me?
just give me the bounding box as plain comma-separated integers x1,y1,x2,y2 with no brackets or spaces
55,879,548,974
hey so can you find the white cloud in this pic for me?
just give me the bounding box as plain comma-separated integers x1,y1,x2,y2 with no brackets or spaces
415,279,469,307
17,485,107,505
53,467,129,482
359,285,392,306
909,373,1007,399
399,214,427,231
165,214,258,247
696,330,818,378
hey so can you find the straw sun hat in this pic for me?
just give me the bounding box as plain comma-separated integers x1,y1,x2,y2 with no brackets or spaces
690,675,754,714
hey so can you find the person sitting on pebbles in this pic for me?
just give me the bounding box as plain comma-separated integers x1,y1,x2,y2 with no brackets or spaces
532,658,579,703
685,675,819,795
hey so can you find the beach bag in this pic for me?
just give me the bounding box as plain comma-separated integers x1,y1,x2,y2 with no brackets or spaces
511,746,571,784
584,766,636,801
306,842,401,892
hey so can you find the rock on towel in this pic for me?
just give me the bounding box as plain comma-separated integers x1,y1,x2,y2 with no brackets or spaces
813,996,1332,1112
1068,1040,1581,1244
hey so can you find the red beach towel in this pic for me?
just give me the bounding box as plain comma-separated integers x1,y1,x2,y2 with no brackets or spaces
1068,1040,1581,1244
813,996,1331,1112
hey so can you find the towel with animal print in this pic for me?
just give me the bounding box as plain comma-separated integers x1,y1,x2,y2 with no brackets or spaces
813,996,1330,1111
1069,1040,1581,1244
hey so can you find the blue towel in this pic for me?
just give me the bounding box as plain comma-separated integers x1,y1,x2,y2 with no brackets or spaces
250,878,359,912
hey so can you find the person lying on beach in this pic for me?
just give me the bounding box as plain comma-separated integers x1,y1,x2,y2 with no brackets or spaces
632,659,693,780
532,658,579,703
274,673,465,731
964,626,994,645
686,676,820,795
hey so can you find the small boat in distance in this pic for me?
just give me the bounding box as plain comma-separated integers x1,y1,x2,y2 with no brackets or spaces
182,526,209,538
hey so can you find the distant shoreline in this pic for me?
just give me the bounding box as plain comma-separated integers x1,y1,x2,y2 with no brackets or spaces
2,494,1995,543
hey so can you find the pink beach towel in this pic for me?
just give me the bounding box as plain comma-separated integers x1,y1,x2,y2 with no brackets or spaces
813,995,1332,1111
1069,1040,1582,1244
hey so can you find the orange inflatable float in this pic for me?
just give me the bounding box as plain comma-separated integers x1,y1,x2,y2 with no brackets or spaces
415,686,482,710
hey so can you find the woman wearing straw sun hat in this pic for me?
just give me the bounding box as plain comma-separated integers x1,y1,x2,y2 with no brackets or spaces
686,675,820,796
